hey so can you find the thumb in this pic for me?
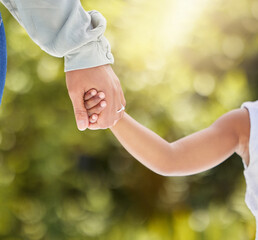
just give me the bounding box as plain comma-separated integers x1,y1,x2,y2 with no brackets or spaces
70,93,89,131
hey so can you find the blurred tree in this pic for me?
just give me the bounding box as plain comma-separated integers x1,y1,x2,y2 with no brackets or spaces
0,0,257,239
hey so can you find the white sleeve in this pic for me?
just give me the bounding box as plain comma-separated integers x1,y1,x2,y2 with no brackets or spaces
241,101,258,163
0,0,114,72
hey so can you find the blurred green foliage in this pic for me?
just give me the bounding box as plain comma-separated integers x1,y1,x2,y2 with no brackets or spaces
0,0,258,239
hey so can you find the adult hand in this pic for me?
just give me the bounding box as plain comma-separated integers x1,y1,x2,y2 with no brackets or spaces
66,64,126,130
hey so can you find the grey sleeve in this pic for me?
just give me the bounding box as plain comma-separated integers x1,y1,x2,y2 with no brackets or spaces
0,0,114,71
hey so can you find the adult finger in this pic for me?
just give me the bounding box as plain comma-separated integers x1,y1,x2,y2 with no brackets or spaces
69,92,89,131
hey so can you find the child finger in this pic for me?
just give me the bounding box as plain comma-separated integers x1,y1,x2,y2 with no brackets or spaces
87,100,107,116
85,92,105,110
84,89,97,101
89,114,98,123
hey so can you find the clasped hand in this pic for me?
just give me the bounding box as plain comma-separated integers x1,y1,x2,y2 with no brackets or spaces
66,64,125,130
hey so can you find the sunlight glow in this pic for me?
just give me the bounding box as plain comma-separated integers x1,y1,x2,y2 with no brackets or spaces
160,0,214,51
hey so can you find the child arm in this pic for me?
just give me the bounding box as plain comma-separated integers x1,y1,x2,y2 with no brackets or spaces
110,109,250,176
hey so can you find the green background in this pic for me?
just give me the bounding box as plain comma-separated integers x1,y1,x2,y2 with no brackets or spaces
0,0,258,239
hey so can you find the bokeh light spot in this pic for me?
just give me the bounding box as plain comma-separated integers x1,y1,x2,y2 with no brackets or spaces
222,36,245,59
189,209,210,232
194,74,216,96
37,56,61,83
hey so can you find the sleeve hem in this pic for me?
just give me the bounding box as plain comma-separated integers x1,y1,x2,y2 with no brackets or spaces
64,36,114,72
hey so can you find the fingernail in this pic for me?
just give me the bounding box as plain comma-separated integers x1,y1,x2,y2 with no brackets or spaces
100,101,107,107
92,115,97,120
91,90,97,96
78,120,87,131
99,93,105,99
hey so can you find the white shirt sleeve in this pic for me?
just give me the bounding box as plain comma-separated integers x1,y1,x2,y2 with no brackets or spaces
0,0,114,72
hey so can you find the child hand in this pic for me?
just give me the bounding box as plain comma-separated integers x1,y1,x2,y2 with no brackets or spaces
84,89,107,124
